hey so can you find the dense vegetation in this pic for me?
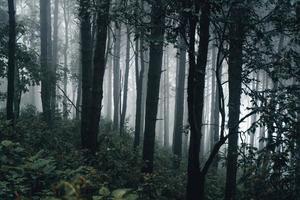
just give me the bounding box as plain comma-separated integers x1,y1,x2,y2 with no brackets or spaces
0,0,299,199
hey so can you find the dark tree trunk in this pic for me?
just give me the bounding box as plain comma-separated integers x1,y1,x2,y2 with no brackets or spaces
141,0,165,173
113,23,121,131
79,0,93,148
120,26,130,135
134,23,145,149
86,0,110,153
210,42,221,171
6,0,16,124
224,4,245,200
186,0,210,199
40,0,53,126
173,35,186,168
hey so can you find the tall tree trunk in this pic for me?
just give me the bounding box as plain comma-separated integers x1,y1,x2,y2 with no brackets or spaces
106,31,113,122
86,0,110,153
186,0,210,199
113,22,121,131
7,0,16,123
120,26,130,135
163,47,169,147
79,0,93,148
133,34,142,149
210,42,221,171
141,0,165,173
40,0,53,126
52,0,59,115
63,0,69,119
173,36,186,168
224,4,245,200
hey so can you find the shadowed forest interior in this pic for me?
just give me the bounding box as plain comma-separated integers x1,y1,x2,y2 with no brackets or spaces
0,0,300,199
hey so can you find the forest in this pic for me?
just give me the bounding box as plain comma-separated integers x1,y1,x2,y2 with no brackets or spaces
0,0,299,199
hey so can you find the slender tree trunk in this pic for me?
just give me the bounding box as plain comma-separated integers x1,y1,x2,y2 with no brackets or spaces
141,0,165,173
40,0,53,126
210,42,221,171
52,0,59,115
113,23,121,131
86,0,110,153
186,1,210,199
224,4,245,200
76,64,82,120
133,34,142,149
63,0,69,119
120,26,131,135
173,36,186,168
7,0,16,123
163,47,169,147
106,31,113,121
250,72,259,147
6,0,16,124
79,0,93,148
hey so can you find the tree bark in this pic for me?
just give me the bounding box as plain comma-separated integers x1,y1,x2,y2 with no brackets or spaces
141,0,165,173
186,1,210,199
224,4,245,200
86,0,110,153
40,0,53,126
173,35,186,168
7,0,16,124
120,26,131,135
163,47,169,147
63,0,69,119
79,0,93,148
113,22,121,131
52,0,59,114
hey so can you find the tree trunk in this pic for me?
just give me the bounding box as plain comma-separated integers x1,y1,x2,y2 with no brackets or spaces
113,22,121,131
120,26,130,135
52,0,59,115
224,4,245,200
106,31,113,122
186,1,210,199
63,0,69,119
6,0,16,124
250,72,259,147
141,0,165,173
40,0,53,126
163,47,169,147
79,0,93,148
86,0,110,153
173,36,186,168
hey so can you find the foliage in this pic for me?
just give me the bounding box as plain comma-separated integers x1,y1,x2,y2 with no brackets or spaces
0,109,187,199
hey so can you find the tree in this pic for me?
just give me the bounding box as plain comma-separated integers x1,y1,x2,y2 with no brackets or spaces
172,35,186,168
163,47,169,147
185,0,210,199
40,0,53,126
6,0,16,124
62,0,69,119
86,0,110,153
141,0,165,174
120,25,130,135
52,0,59,114
113,22,121,131
79,0,93,149
224,2,246,200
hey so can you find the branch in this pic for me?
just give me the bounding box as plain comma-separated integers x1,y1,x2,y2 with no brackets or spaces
57,85,81,113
